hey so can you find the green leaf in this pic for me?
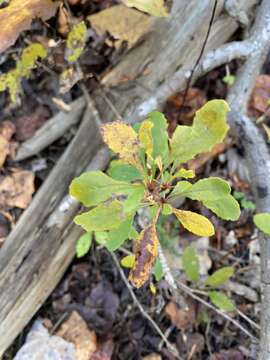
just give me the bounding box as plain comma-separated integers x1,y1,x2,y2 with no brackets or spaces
147,111,169,163
208,291,235,312
205,266,234,287
105,216,134,251
129,226,139,239
170,178,240,221
170,100,230,166
108,160,143,182
234,191,256,210
69,170,139,207
162,203,173,215
222,75,235,86
95,231,108,245
153,257,164,281
203,196,240,221
121,255,135,268
74,200,126,232
123,185,145,214
76,232,92,258
254,213,270,235
182,246,200,282
66,21,87,62
122,0,169,17
174,168,195,179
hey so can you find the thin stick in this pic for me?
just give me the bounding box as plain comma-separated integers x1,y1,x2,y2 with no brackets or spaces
179,0,218,116
110,251,183,360
177,281,258,341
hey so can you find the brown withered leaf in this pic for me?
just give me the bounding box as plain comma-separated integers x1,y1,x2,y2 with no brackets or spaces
88,4,151,49
142,354,162,360
0,0,59,54
129,222,158,288
165,88,206,135
0,168,35,209
249,74,270,117
91,339,114,360
165,300,196,330
15,106,50,141
56,311,97,360
0,121,16,168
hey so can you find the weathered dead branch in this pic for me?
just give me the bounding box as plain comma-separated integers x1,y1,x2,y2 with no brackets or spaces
0,0,260,356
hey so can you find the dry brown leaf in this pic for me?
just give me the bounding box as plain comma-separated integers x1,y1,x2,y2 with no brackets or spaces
142,354,162,360
0,121,16,168
165,301,196,330
166,88,207,132
88,4,151,49
0,0,59,54
15,106,50,141
91,339,114,360
129,222,158,288
56,311,97,360
0,168,35,209
57,3,70,36
249,74,270,117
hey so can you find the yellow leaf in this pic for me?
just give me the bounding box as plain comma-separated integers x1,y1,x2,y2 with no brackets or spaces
121,255,135,268
173,209,215,237
101,122,143,171
174,168,195,179
129,222,159,288
139,120,153,157
122,0,169,17
149,282,157,295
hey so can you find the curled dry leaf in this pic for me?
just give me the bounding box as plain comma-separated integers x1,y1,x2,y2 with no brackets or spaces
0,0,59,54
0,120,15,168
56,311,97,360
129,222,159,288
0,168,35,209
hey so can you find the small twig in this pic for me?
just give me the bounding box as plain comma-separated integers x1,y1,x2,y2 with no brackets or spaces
236,309,261,331
179,0,218,116
156,245,258,340
176,281,258,342
110,251,183,360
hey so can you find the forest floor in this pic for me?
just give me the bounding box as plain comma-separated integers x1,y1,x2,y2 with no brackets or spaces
1,1,270,359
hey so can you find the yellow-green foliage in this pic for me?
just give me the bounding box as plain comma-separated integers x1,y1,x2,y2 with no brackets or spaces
66,21,87,63
0,43,47,103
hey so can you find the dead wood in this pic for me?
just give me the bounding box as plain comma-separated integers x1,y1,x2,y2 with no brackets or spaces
0,0,259,355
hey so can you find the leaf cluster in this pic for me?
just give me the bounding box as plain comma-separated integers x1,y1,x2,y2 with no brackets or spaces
70,100,240,288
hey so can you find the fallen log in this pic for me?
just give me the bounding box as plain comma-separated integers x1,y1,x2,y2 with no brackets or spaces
0,0,258,355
